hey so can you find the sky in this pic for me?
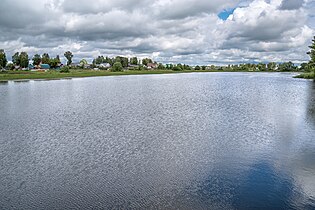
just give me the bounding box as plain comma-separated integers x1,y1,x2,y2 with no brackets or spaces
0,0,314,65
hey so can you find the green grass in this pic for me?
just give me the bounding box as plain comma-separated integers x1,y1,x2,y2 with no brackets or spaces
294,72,315,79
0,69,307,81
0,69,215,81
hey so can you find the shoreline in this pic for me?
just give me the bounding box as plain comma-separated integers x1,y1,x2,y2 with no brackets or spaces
0,69,307,81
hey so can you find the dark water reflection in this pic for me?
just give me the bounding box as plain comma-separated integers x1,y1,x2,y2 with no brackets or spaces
0,73,314,209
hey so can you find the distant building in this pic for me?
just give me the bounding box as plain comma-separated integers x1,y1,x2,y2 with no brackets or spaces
40,64,50,69
147,63,158,69
98,63,111,68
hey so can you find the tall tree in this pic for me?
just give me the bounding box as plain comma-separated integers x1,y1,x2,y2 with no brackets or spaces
19,52,29,68
130,57,138,65
32,54,41,65
307,36,315,68
41,53,50,64
0,49,7,68
56,55,60,63
12,52,20,66
64,51,73,66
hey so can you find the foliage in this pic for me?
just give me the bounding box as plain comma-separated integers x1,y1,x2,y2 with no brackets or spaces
50,58,60,68
41,53,50,64
19,52,29,68
307,36,315,66
12,52,20,66
32,54,41,66
0,49,7,69
6,63,15,70
60,66,70,73
130,57,138,65
111,62,123,72
158,63,165,69
142,58,153,66
194,65,201,70
64,51,73,66
172,65,182,71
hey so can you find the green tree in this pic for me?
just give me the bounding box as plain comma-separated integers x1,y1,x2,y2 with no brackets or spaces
0,49,7,69
80,59,88,66
158,63,165,69
111,62,123,72
142,58,152,66
12,52,20,66
41,53,50,64
130,57,138,65
19,52,29,68
307,36,315,65
64,51,73,66
307,36,315,76
194,65,201,70
32,54,41,66
50,58,59,68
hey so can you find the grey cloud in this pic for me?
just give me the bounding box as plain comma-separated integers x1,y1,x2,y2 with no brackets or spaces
280,0,304,10
0,0,314,65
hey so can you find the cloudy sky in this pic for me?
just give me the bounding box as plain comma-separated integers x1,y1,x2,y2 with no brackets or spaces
0,0,314,65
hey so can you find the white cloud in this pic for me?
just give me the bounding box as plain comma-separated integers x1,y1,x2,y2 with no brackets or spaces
0,0,313,64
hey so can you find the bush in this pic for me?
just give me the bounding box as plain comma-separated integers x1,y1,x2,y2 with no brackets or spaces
172,66,182,71
60,66,70,73
111,62,123,72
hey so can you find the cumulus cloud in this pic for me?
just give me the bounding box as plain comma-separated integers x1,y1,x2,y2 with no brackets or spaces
0,0,313,65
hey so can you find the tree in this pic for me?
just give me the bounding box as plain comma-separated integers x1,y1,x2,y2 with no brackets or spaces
195,65,201,70
307,36,315,76
142,58,152,66
12,52,20,66
111,62,123,72
19,52,29,68
56,55,60,63
41,53,50,64
0,49,7,69
307,36,315,65
64,51,73,66
50,58,59,68
158,63,165,69
130,57,138,65
80,59,88,68
32,54,41,66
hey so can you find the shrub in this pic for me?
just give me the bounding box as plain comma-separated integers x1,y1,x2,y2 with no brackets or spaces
60,66,70,73
111,62,123,72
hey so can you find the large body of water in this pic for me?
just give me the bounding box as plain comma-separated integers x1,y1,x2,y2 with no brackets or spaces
0,72,314,209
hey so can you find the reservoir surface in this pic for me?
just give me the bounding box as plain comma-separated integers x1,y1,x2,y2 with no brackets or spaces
0,72,314,209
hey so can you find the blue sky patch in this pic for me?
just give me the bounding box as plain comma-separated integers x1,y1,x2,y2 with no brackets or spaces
218,8,236,20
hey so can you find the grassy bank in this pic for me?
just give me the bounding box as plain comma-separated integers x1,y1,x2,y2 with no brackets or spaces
294,72,315,79
0,69,197,81
0,69,305,81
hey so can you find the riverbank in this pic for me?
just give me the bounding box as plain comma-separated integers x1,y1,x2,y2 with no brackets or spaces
0,70,190,81
294,72,315,80
0,69,304,81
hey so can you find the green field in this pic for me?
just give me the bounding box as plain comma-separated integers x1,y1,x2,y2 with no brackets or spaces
0,69,310,81
0,69,203,81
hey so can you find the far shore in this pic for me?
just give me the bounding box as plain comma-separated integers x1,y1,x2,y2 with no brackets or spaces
0,69,309,81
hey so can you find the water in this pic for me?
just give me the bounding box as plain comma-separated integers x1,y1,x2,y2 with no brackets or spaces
0,72,314,209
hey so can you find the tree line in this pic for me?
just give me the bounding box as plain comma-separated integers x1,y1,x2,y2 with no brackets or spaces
0,36,314,74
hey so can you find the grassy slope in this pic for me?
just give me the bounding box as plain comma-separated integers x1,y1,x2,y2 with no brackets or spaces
294,72,315,79
0,69,308,81
0,70,192,81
